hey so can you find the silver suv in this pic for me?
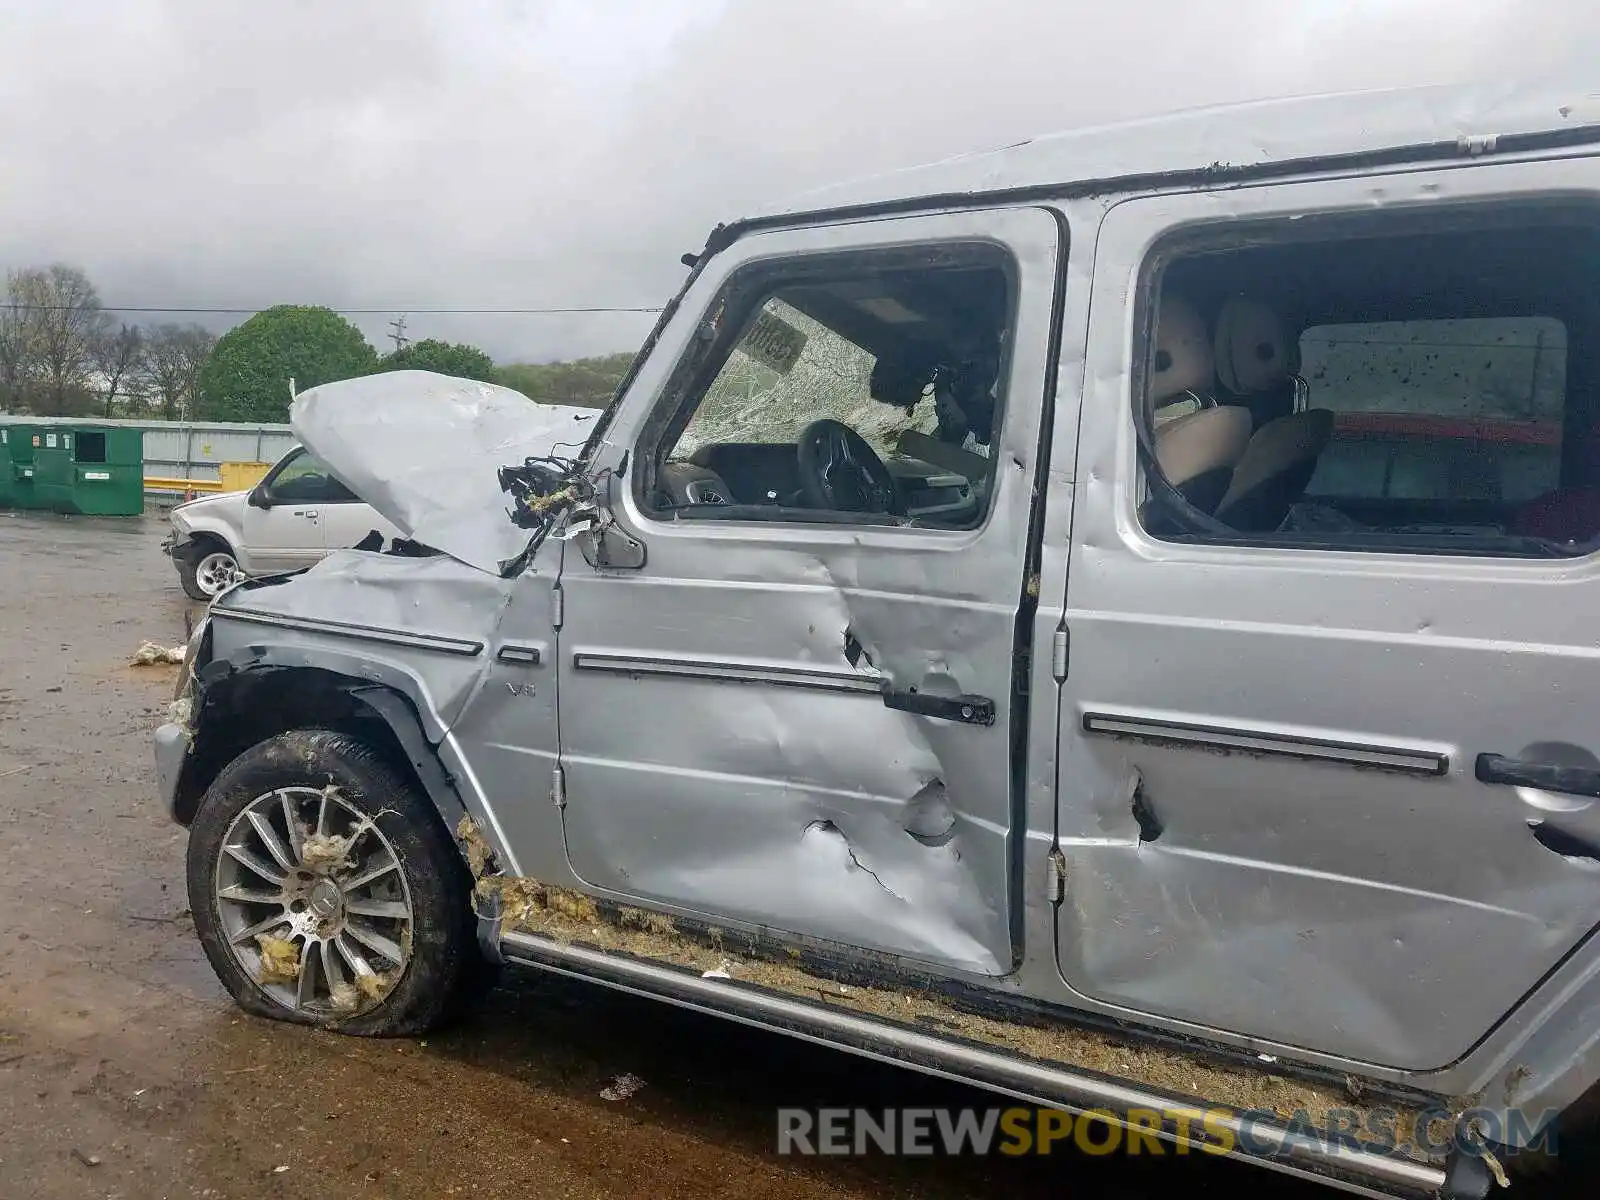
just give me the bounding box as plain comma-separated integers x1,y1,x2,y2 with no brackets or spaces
164,444,398,599
157,82,1600,1199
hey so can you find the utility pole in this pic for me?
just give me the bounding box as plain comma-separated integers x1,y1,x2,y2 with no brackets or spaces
388,314,410,353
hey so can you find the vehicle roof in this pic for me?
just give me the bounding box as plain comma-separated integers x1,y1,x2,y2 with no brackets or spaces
751,80,1600,222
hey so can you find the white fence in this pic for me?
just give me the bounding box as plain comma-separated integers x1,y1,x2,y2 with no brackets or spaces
2,414,296,493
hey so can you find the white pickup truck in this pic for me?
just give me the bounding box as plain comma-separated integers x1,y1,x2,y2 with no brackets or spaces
163,444,398,599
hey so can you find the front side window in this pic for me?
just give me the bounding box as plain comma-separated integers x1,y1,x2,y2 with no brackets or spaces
1135,211,1598,557
639,246,1015,530
269,450,357,503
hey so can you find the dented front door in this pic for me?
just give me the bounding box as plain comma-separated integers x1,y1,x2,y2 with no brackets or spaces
553,207,1063,977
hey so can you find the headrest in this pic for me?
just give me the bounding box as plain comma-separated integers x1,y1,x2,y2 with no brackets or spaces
1150,293,1212,406
1215,298,1293,395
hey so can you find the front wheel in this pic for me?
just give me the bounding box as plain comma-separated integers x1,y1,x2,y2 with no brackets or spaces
186,729,483,1036
178,542,240,600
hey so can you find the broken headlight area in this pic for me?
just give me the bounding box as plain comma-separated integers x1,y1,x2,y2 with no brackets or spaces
497,452,611,575
500,454,591,528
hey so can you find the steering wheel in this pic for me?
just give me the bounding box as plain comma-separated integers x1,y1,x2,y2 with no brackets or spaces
796,419,903,515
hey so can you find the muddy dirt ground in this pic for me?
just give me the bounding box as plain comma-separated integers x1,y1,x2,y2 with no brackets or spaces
0,510,1391,1199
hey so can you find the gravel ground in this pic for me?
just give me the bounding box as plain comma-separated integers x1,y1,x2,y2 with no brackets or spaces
0,508,1371,1199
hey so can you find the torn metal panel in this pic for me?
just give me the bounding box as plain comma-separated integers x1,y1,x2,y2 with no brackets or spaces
289,370,597,574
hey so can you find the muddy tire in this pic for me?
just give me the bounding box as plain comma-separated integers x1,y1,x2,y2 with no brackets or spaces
186,729,483,1036
177,539,240,601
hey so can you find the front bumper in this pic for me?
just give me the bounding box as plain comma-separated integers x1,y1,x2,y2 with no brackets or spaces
154,722,190,823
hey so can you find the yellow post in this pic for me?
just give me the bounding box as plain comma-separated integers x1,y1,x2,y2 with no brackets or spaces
219,461,273,492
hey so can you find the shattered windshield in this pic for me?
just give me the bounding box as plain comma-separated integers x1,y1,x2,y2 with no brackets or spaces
673,298,938,461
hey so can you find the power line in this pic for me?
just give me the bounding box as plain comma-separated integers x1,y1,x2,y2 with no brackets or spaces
1,302,664,315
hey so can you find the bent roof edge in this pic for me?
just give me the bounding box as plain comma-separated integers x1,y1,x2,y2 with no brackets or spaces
749,79,1600,222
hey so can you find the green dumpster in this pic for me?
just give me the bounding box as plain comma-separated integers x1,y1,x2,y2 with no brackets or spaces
67,426,145,516
6,423,41,511
24,425,145,516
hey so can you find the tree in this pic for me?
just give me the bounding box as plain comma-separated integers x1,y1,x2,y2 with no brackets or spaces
11,265,107,416
495,351,636,408
0,271,37,409
143,323,217,421
91,323,144,417
197,305,376,421
374,338,497,382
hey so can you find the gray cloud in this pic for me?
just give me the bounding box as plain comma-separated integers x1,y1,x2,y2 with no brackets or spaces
2,0,1593,362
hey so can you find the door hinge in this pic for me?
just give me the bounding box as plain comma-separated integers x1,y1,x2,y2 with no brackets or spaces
1051,625,1069,682
551,763,566,809
1046,845,1067,904
550,583,564,630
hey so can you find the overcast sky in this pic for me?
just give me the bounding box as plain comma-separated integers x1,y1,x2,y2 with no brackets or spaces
1,0,1594,363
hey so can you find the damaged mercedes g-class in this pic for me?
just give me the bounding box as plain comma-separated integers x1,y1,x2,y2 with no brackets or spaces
157,80,1600,1199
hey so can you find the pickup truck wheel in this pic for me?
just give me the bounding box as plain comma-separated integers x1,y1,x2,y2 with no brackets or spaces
179,542,240,600
186,729,481,1036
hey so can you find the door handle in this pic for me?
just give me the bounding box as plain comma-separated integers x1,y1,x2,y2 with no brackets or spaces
880,683,996,726
1477,752,1600,862
292,509,320,521
1475,753,1600,800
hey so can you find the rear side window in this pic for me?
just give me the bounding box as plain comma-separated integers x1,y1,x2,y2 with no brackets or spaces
1300,317,1567,505
1134,209,1600,558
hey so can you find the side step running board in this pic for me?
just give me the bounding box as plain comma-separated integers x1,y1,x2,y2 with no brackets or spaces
500,931,1481,1200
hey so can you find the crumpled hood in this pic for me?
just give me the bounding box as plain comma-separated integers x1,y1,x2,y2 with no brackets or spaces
290,370,599,574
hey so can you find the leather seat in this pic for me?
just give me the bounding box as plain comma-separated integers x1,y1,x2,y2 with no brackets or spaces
1211,298,1335,531
1150,294,1252,514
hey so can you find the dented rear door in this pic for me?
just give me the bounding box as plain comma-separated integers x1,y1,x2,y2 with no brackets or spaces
552,207,1064,977
1054,163,1600,1073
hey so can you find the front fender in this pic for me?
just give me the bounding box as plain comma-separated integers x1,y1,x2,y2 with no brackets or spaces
207,642,467,742
168,649,486,841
